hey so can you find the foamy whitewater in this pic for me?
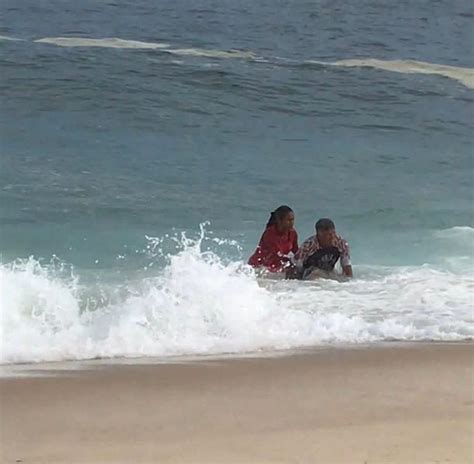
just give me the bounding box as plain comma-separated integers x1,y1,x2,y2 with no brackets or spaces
1,226,473,364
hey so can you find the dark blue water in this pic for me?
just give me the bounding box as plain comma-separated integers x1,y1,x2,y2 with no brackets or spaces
1,0,473,268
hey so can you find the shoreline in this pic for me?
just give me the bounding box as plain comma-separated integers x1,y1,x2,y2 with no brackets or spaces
1,342,473,463
1,340,471,377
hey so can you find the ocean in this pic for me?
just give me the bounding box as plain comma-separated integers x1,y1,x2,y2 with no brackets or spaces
1,0,473,363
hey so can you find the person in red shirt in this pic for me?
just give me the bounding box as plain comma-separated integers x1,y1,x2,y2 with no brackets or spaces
248,205,298,274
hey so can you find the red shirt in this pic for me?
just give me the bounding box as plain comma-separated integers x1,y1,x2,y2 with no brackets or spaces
248,224,298,272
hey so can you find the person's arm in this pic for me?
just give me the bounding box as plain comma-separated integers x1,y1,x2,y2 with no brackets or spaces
294,237,313,270
340,239,353,278
291,231,299,254
251,228,281,269
249,229,273,266
284,231,300,278
259,229,276,255
342,265,353,278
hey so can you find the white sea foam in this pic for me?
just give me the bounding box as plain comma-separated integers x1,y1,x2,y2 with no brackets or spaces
34,37,255,60
167,48,257,59
430,227,474,270
309,58,474,89
434,226,474,240
1,229,472,364
0,35,25,41
35,37,170,49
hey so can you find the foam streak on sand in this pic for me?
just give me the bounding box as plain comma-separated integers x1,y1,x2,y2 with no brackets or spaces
311,58,474,89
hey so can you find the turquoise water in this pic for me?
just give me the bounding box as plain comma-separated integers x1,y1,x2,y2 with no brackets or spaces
1,1,473,363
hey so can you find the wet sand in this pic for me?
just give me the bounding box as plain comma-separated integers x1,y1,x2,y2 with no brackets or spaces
1,343,473,463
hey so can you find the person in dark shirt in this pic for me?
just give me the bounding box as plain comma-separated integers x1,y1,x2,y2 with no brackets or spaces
295,218,352,279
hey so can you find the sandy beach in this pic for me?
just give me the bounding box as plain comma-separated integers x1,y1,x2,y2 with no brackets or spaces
1,343,473,463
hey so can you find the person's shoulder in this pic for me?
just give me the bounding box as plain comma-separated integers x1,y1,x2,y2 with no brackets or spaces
261,225,274,236
302,234,316,247
336,235,350,248
263,224,277,234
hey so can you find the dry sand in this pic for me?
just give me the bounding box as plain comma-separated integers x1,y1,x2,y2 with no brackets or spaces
1,343,473,463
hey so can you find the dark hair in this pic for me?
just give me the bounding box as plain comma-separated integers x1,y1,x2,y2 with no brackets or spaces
315,218,335,232
266,205,294,228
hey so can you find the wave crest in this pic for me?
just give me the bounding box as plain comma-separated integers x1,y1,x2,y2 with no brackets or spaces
308,58,474,89
35,37,170,49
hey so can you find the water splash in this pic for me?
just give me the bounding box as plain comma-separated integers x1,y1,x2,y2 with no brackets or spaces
1,226,472,364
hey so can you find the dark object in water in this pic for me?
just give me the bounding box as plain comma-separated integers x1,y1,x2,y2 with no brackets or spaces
302,246,341,279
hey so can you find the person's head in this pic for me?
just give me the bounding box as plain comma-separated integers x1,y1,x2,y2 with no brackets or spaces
315,218,336,247
267,205,295,232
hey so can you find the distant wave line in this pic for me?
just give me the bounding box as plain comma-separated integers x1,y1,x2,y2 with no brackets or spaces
20,36,474,88
0,35,26,41
34,37,256,60
308,58,474,89
35,37,170,49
